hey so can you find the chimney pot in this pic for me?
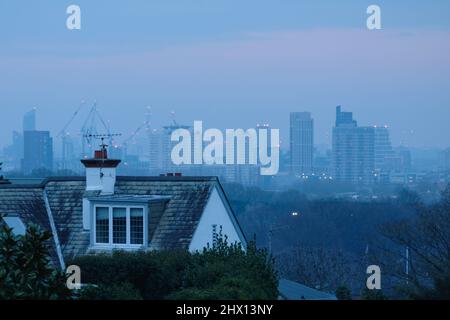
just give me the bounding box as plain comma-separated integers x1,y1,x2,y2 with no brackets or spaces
95,149,108,159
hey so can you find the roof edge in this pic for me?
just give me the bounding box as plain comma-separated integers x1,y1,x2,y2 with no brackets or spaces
0,175,222,189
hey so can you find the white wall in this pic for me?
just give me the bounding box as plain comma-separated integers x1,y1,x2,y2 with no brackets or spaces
189,187,243,252
85,167,116,195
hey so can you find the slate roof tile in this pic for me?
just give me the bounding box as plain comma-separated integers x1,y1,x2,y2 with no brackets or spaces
0,176,243,266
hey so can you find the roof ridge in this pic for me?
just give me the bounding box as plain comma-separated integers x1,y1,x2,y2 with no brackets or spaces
1,176,221,189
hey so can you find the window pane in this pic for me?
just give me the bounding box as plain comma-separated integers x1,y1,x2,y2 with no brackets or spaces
130,208,144,245
113,208,127,244
96,207,109,244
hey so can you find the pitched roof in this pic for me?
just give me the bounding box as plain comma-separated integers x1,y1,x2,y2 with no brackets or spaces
0,176,245,265
0,185,60,265
278,279,337,300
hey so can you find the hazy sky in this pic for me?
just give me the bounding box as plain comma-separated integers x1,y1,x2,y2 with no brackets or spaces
1,0,450,151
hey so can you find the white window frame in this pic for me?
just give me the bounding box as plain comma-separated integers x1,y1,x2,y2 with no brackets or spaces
92,204,147,250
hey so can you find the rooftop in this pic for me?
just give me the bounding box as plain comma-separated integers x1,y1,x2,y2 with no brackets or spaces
0,175,244,264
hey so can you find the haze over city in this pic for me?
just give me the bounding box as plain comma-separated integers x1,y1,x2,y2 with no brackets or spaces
1,0,450,149
2,0,450,304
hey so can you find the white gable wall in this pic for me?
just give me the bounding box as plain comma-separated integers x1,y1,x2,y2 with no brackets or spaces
189,187,243,252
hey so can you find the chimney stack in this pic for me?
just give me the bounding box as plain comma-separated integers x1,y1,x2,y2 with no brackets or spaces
81,147,121,195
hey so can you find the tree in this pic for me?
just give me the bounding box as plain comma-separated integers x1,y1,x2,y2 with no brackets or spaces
276,244,360,294
335,285,352,300
0,222,71,300
377,185,450,299
168,232,278,300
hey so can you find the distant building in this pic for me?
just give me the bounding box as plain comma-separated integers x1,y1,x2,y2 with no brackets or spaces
440,147,450,172
398,147,412,171
149,124,192,175
0,162,10,185
332,106,375,186
374,126,394,172
290,112,314,175
21,131,53,174
1,131,24,171
12,131,24,161
23,109,36,132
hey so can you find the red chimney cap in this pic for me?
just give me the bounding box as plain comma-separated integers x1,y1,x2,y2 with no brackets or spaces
94,149,108,159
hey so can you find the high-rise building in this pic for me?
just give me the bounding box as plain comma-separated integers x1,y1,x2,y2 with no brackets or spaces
290,112,314,175
148,124,191,175
332,106,375,186
23,108,36,132
374,126,394,171
21,131,53,174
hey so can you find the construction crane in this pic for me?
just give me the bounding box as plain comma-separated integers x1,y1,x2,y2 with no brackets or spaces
57,100,86,138
164,110,189,134
121,107,152,158
57,100,86,170
170,110,178,126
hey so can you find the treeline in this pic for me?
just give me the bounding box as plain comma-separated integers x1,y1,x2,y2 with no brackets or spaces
224,183,450,298
224,183,419,255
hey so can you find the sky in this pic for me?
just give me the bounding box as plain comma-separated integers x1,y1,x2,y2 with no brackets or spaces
1,0,450,151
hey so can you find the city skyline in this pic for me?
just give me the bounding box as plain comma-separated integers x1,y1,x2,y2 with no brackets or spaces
0,104,445,152
1,1,450,149
1,1,450,304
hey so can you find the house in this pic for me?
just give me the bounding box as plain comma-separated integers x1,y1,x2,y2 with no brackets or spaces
0,147,246,270
278,279,337,300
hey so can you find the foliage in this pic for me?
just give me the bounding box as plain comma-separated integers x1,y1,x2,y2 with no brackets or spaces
277,244,361,294
360,288,388,300
73,232,278,300
335,285,352,300
377,185,450,299
0,223,71,300
73,249,190,300
223,183,422,298
168,232,278,300
80,283,142,300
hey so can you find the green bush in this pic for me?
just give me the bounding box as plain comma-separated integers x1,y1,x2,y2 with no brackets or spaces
0,223,71,300
80,283,143,300
72,232,278,300
73,249,190,300
168,234,278,300
335,285,352,300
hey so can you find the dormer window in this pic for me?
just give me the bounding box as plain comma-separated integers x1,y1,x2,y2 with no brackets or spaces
84,194,170,251
93,205,146,248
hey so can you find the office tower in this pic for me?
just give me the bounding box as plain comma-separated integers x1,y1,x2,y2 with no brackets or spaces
149,124,191,175
374,126,394,171
335,105,357,127
23,108,36,132
332,106,375,186
290,112,314,175
21,131,54,174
